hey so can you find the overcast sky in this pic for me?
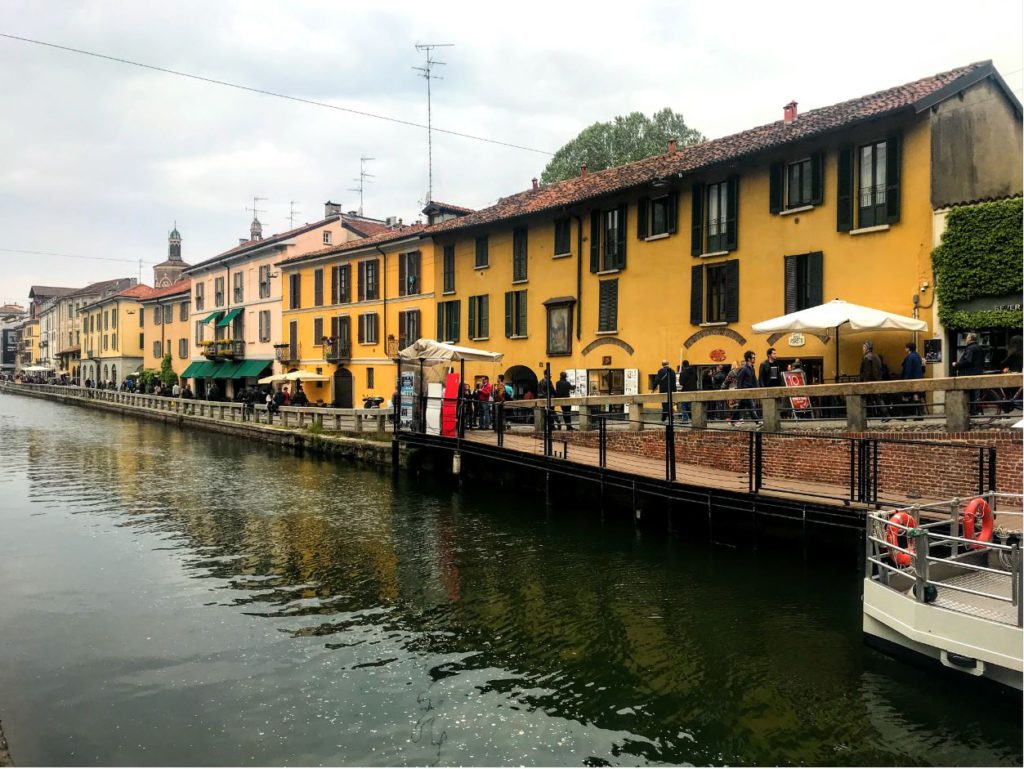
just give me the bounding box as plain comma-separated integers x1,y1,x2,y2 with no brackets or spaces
1,0,1021,305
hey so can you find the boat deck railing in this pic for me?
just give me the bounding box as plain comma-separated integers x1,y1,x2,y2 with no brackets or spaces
866,492,1024,627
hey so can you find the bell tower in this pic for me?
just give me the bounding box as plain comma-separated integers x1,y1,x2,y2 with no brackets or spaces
152,223,190,288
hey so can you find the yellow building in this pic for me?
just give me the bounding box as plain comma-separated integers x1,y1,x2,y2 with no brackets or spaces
80,284,150,387
278,224,430,406
16,317,40,371
138,278,192,377
425,61,1022,395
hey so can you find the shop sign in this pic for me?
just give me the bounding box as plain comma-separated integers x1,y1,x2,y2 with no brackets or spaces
709,348,727,362
953,294,1023,313
788,332,806,348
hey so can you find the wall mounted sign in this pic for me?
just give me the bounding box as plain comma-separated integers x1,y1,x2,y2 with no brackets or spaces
924,338,942,364
788,332,806,347
709,348,727,362
602,355,612,365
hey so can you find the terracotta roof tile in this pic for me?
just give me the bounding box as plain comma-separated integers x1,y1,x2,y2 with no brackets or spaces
423,200,475,215
115,284,156,300
427,62,992,236
280,224,426,266
138,278,191,301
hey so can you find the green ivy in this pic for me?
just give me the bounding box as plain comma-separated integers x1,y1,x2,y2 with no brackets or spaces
932,198,1023,330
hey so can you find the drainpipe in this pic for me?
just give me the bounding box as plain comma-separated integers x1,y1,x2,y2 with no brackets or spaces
376,244,389,394
573,213,583,341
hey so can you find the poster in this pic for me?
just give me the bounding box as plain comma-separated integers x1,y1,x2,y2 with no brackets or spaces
924,338,942,364
399,371,415,431
566,369,587,410
782,370,811,412
624,368,639,395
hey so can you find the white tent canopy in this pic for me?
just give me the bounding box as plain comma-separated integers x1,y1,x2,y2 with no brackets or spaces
257,373,288,385
285,370,330,382
398,338,504,363
21,365,53,372
751,299,927,334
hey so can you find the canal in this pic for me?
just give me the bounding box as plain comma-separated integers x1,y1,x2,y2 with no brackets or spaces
0,393,1019,767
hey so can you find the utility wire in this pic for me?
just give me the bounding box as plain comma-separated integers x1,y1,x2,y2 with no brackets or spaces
0,32,555,156
0,247,155,264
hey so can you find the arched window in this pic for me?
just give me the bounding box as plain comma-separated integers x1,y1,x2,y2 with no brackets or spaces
111,365,117,385
103,364,109,382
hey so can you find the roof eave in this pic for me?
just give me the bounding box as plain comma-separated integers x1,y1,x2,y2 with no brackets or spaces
912,61,1022,117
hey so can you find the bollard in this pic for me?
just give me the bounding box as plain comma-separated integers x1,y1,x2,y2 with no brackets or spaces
846,394,866,431
761,397,781,432
627,402,645,431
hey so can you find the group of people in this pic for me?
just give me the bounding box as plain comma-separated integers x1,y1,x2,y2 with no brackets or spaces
455,370,578,431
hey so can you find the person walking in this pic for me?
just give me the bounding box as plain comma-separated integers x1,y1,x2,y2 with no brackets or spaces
952,332,985,414
678,360,698,424
758,347,783,388
653,359,677,423
731,351,759,425
292,386,309,407
900,342,925,418
478,376,492,430
860,341,883,417
554,371,575,430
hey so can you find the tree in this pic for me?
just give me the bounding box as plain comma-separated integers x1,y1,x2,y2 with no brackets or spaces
540,108,705,184
159,353,178,387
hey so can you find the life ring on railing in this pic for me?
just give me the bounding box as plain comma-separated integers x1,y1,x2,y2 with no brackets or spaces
886,511,917,567
961,497,994,550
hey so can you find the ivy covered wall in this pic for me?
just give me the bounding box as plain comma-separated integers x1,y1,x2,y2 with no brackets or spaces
932,197,1023,330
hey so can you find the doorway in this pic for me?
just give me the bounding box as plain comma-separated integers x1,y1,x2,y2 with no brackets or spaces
333,367,354,408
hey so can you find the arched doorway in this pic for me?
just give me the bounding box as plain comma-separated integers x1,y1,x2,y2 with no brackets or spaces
504,365,539,399
333,367,353,408
110,365,117,386
102,364,109,383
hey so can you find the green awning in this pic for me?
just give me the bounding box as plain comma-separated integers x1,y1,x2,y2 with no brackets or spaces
181,361,216,378
200,311,221,324
209,362,239,378
233,359,273,378
216,307,243,328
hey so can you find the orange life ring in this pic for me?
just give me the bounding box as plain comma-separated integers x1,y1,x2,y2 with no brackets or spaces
886,511,917,567
961,497,994,550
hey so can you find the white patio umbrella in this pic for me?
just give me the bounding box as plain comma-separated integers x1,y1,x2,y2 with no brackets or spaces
398,338,503,363
257,373,288,385
751,299,927,381
284,370,330,382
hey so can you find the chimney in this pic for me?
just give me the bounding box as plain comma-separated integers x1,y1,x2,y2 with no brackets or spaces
324,200,342,218
531,177,539,191
668,137,677,154
783,101,798,124
580,162,588,177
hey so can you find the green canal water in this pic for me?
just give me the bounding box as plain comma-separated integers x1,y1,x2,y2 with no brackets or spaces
0,394,1019,766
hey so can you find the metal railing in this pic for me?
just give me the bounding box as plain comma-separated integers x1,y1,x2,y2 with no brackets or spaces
865,492,1024,627
325,339,352,362
275,344,300,363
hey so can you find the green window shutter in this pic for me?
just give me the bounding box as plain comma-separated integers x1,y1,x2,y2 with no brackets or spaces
784,255,798,314
340,316,350,346
769,162,784,214
724,260,740,323
590,211,601,272
808,251,824,307
314,269,324,306
358,315,365,344
468,296,477,339
690,183,705,256
885,134,901,224
637,197,649,239
836,146,854,232
689,265,703,325
725,176,739,251
810,154,824,205
517,292,526,336
615,204,627,269
667,190,678,234
398,254,407,296
599,279,618,331
480,295,488,338
504,291,513,337
437,305,444,341
452,300,461,343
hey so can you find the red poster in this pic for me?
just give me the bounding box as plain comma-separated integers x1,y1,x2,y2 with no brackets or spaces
783,370,812,411
441,372,461,437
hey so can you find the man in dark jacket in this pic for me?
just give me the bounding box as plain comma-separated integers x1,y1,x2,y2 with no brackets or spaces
731,351,759,425
900,342,924,418
678,360,698,423
953,333,985,414
758,347,783,388
653,359,677,422
554,371,575,430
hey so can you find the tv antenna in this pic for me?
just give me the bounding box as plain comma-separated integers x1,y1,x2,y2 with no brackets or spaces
288,200,302,228
413,42,452,203
348,157,375,216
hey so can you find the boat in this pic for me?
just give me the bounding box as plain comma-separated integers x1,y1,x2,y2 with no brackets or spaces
863,492,1023,690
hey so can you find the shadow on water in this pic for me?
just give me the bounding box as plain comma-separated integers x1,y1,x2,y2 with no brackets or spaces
0,395,1019,766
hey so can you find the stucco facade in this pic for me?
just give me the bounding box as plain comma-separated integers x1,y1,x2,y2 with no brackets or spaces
80,286,148,387
139,279,192,376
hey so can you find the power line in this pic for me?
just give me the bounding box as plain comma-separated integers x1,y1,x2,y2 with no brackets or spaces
0,32,555,156
0,247,156,264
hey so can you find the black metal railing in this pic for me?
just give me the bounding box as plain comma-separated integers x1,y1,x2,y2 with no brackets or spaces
325,339,351,362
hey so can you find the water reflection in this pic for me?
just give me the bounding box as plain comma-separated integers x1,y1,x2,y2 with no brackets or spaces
0,396,1020,767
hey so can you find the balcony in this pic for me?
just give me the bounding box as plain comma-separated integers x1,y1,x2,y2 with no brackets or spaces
275,344,300,364
325,339,352,362
201,339,246,360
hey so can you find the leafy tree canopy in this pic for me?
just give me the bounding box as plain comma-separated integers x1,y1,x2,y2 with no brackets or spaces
540,108,705,184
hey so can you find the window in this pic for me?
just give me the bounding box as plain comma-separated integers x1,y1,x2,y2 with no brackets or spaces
195,282,205,311
112,333,118,350
553,218,571,256
443,245,456,293
397,309,420,349
468,295,489,340
598,279,618,332
589,205,627,272
153,340,162,358
163,305,173,324
214,277,225,307
139,308,145,327
637,194,678,239
313,317,323,346
195,320,204,344
366,368,374,389
233,272,244,303
689,260,739,325
258,265,271,299
323,231,332,245
287,320,298,359
475,236,489,268
399,251,421,296
437,300,461,343
314,269,324,306
838,136,900,231
358,313,378,345
512,227,528,282
112,308,117,328
331,264,351,304
153,306,162,326
330,316,351,355
503,290,527,338
258,310,271,342
289,273,301,310
784,252,823,313
178,338,188,358
690,178,739,255
180,302,189,321
103,310,109,331
770,156,823,213
357,260,379,301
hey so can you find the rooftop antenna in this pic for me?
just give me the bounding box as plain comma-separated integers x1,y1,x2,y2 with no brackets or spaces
246,196,267,221
288,200,301,229
413,42,453,204
348,157,375,216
